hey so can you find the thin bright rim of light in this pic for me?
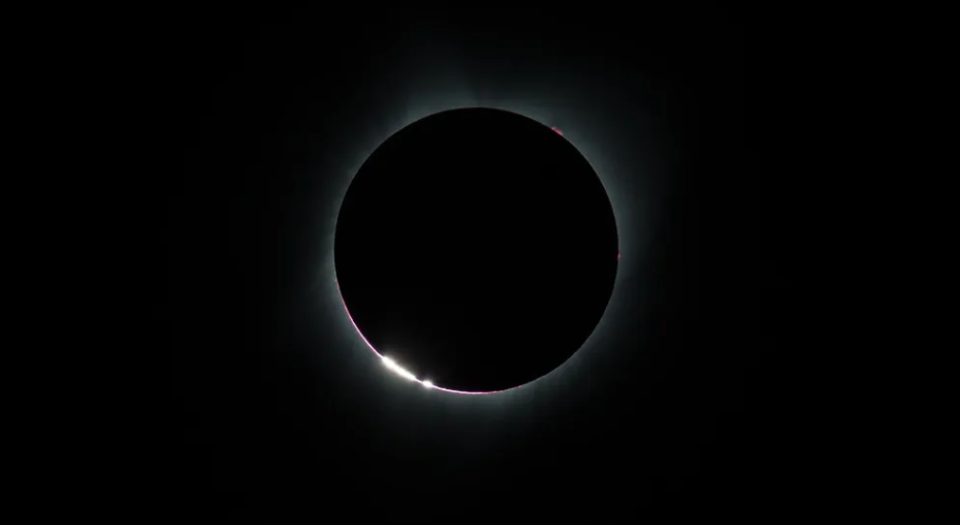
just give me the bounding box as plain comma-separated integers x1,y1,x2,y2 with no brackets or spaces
335,279,510,395
330,106,627,396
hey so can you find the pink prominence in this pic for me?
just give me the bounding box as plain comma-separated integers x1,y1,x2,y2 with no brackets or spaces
551,127,563,136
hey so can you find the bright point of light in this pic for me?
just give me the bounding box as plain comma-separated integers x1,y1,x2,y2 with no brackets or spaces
382,356,417,381
422,380,433,388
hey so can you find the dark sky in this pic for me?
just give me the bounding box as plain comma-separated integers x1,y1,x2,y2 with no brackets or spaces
163,7,778,520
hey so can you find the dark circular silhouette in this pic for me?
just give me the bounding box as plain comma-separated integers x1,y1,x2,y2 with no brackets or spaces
334,108,618,393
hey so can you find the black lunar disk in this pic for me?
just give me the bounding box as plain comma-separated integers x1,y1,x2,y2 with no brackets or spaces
334,108,618,393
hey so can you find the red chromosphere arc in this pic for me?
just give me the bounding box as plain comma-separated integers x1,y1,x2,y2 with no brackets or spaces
551,127,563,135
335,279,509,395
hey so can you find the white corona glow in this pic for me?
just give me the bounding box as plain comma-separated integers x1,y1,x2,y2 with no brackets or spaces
326,39,663,395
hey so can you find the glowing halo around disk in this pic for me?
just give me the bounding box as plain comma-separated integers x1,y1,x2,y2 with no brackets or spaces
324,54,665,397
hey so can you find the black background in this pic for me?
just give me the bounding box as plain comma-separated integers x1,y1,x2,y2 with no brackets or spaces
162,6,784,520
